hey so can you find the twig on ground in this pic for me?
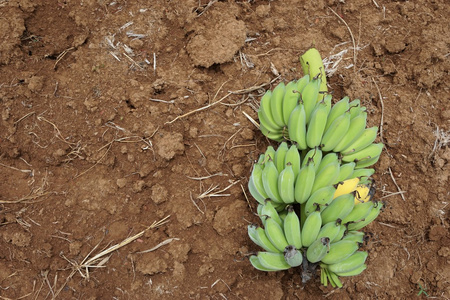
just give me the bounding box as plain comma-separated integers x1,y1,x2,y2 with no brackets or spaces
372,77,385,143
137,238,179,254
187,172,225,180
242,111,260,130
328,7,357,71
229,75,280,95
190,191,206,214
241,183,254,213
54,47,74,69
388,167,406,201
14,111,36,125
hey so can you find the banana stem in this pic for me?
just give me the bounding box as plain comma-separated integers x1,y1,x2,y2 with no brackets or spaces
300,48,328,98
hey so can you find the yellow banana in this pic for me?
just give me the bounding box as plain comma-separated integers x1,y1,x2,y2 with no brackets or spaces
283,245,303,267
333,177,360,199
283,206,302,249
288,104,308,150
306,237,330,263
306,101,328,148
270,82,286,127
321,193,355,224
278,163,295,203
294,158,316,204
257,251,291,270
282,80,300,125
354,183,374,204
264,216,289,252
320,240,359,265
301,210,322,247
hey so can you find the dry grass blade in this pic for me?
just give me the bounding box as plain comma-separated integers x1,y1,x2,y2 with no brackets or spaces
388,167,406,201
328,7,357,71
137,238,180,254
242,111,260,129
229,75,280,95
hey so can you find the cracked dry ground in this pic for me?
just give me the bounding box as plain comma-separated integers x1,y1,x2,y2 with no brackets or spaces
0,1,449,299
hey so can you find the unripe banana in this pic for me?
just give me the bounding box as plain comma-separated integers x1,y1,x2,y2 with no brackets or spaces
294,159,316,204
306,237,330,263
326,268,343,288
320,111,351,152
249,162,269,203
335,263,367,277
333,177,360,199
321,193,355,224
248,224,280,253
278,163,295,203
301,147,322,172
301,210,322,247
288,104,308,150
310,161,340,195
261,200,283,227
341,200,374,224
317,219,342,241
347,99,361,119
284,245,303,267
347,201,383,231
342,143,383,163
304,185,336,215
249,255,277,271
320,240,359,265
333,111,367,153
322,93,333,114
341,230,365,243
331,224,347,243
301,78,321,124
316,153,339,175
349,104,366,120
283,206,302,249
341,126,378,155
306,101,328,148
274,142,289,173
264,216,289,252
282,80,300,125
350,168,375,180
336,162,356,182
259,123,284,142
270,82,286,127
355,154,381,169
258,90,280,133
248,177,266,205
284,144,301,178
324,96,349,132
257,251,291,271
296,74,310,94
262,159,283,203
264,146,276,162
300,48,327,100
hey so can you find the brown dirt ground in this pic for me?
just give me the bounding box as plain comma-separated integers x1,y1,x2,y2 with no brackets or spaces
0,0,449,299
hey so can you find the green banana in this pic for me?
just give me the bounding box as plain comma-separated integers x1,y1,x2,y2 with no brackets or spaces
342,143,383,163
341,200,374,224
336,162,356,182
283,245,303,267
261,158,283,203
355,154,381,169
301,210,322,247
341,231,365,243
324,96,349,133
283,206,302,249
264,216,289,252
320,111,351,152
274,142,289,173
270,82,286,127
333,111,367,153
350,168,375,180
321,193,355,224
306,237,330,263
248,224,280,253
288,104,308,150
296,74,310,94
278,163,295,203
335,263,367,277
257,251,291,271
331,224,347,243
248,177,265,205
306,101,328,148
347,201,384,231
326,268,343,288
347,99,361,119
261,200,283,227
258,90,280,133
317,219,342,241
264,146,276,162
249,255,277,271
316,153,339,175
320,240,359,264
294,158,316,204
341,126,378,155
322,93,332,114
304,185,336,215
249,162,269,203
282,80,300,125
284,144,301,178
349,104,366,120
301,147,322,172
259,123,284,142
300,48,327,100
310,161,340,194
301,78,321,124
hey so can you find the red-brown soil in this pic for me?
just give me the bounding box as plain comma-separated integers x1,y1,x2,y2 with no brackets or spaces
0,1,449,299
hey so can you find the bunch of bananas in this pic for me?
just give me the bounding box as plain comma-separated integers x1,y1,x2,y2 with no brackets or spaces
247,48,384,288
